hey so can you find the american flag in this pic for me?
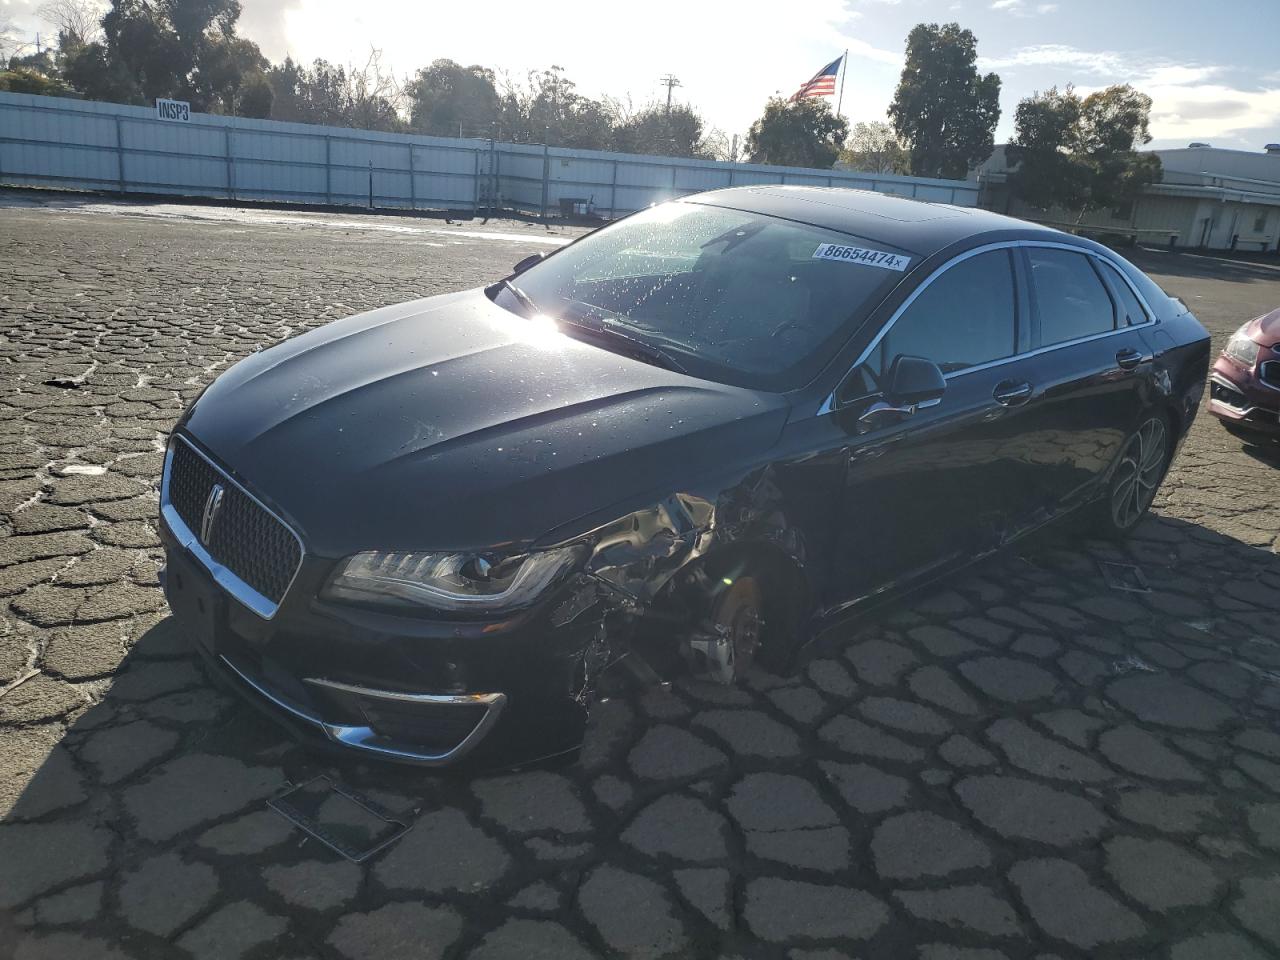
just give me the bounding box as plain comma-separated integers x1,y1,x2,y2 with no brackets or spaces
789,56,843,101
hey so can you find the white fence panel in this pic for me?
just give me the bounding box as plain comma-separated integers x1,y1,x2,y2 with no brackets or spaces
125,152,228,192
0,91,978,219
1,140,117,186
232,159,327,201
125,118,226,158
235,129,326,164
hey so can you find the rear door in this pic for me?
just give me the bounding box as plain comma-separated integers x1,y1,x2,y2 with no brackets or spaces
1017,246,1154,511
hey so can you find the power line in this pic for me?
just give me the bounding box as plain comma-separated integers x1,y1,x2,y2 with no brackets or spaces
659,74,681,112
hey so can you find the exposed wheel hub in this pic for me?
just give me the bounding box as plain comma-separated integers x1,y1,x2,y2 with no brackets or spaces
686,576,763,685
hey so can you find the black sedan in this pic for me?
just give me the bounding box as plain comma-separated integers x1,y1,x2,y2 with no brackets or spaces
159,187,1210,769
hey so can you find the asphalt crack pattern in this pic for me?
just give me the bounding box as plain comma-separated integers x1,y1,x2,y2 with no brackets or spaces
2,197,1280,960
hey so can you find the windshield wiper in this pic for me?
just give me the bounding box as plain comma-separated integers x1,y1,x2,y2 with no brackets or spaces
556,316,688,374
502,278,540,315
699,219,767,253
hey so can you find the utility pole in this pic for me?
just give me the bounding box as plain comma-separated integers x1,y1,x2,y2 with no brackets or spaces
659,74,681,112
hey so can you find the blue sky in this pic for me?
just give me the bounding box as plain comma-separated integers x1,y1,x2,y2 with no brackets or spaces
7,0,1279,152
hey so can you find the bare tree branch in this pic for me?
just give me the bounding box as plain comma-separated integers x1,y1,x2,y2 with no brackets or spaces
35,0,104,45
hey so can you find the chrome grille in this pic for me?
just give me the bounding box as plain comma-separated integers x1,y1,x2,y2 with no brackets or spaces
165,438,302,611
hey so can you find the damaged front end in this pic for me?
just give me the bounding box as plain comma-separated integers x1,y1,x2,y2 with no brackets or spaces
165,451,815,772
546,464,817,735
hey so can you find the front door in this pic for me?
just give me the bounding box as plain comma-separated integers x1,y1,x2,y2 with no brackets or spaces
831,247,1034,605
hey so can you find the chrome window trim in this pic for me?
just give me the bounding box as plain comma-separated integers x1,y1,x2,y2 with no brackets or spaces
817,239,1159,415
218,656,507,766
160,435,305,620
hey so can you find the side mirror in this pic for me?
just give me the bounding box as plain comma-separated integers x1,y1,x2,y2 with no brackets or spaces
885,355,946,407
845,355,946,434
512,253,543,275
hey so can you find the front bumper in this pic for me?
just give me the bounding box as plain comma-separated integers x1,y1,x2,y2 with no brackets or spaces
160,526,604,770
1209,355,1280,438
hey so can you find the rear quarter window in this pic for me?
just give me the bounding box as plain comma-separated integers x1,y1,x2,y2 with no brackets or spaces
1107,253,1183,318
1026,248,1116,346
1096,259,1150,326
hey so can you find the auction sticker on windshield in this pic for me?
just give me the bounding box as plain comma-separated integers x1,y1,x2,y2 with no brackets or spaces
812,243,911,271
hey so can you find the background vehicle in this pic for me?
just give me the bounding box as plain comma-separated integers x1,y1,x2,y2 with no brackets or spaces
159,187,1211,768
1209,307,1280,442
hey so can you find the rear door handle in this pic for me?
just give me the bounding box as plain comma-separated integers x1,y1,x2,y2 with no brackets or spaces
1116,348,1146,370
993,380,1033,406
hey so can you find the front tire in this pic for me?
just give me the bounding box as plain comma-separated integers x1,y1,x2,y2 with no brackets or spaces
1093,415,1170,538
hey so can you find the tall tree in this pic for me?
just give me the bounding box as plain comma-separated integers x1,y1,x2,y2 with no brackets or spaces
265,53,402,131
406,59,498,137
611,102,710,158
62,39,139,101
745,97,849,168
499,66,612,148
1005,85,1087,211
192,34,270,115
1008,83,1161,220
839,120,909,174
61,0,269,112
1076,84,1162,213
889,22,1001,179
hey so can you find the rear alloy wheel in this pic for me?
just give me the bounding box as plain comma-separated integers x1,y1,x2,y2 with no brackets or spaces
686,575,764,685
1106,416,1169,534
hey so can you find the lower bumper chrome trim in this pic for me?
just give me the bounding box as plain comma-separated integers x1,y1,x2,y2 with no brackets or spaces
218,655,506,766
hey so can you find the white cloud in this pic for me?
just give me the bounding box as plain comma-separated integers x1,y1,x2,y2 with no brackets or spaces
1143,82,1280,144
984,43,1280,147
990,1,1059,18
981,44,1127,74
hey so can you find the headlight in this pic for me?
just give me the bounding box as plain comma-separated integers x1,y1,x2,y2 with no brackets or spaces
321,545,585,614
1224,324,1260,367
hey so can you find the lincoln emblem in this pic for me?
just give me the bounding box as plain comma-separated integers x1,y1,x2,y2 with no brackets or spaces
200,483,225,545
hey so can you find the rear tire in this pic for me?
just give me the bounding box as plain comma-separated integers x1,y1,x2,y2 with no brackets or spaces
1090,415,1171,539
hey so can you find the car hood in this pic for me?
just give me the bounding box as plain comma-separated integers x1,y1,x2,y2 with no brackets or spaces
1247,307,1280,345
183,288,789,558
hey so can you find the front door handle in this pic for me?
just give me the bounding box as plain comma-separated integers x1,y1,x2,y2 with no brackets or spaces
993,380,1033,406
1116,348,1145,370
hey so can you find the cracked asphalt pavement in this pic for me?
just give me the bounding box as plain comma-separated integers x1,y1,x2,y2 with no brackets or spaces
2,192,1280,960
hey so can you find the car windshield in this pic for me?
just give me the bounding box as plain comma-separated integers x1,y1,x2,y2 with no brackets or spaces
492,201,916,390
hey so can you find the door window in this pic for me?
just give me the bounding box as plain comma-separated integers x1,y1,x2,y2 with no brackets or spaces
866,249,1017,381
1027,248,1116,345
1096,260,1149,326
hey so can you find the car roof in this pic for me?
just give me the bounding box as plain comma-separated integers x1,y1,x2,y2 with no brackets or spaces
685,185,1066,258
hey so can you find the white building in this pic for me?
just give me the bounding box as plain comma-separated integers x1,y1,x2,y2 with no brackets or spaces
975,143,1280,252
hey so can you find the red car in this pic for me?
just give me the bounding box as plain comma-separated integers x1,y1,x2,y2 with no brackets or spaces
1210,307,1280,441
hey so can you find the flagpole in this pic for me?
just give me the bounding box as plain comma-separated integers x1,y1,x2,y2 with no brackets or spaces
836,50,848,118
